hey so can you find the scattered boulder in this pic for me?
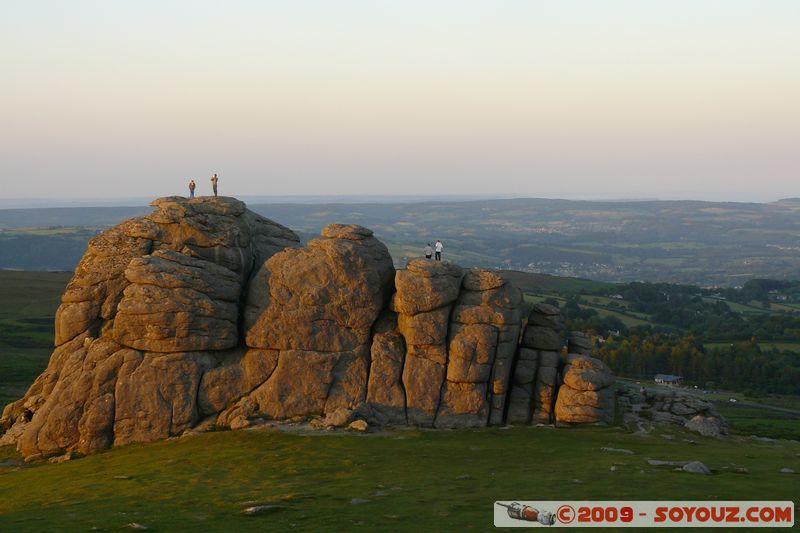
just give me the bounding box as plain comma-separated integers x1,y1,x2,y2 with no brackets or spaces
48,451,76,464
601,447,634,455
647,459,691,467
242,505,286,515
618,385,727,436
323,407,355,428
684,415,728,438
348,419,368,432
682,461,712,475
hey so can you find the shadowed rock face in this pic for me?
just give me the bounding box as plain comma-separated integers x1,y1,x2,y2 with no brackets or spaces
0,197,617,459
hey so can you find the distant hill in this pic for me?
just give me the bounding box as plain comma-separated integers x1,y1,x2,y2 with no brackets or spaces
774,197,800,205
3,197,800,285
0,206,148,229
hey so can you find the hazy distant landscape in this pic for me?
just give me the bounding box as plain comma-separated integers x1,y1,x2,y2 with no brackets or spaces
3,196,800,286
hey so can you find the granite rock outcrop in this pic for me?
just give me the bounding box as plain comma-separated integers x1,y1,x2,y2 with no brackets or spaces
0,196,621,460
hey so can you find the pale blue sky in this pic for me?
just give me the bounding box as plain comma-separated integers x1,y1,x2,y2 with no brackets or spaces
2,1,798,201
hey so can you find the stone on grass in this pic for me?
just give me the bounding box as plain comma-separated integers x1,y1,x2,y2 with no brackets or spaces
242,505,286,515
681,461,711,475
348,419,368,432
600,447,634,455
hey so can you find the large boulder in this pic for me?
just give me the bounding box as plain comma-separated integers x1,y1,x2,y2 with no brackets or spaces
684,415,728,438
243,224,395,420
392,260,463,426
365,312,407,424
112,250,241,352
1,197,300,457
555,355,615,425
437,269,522,427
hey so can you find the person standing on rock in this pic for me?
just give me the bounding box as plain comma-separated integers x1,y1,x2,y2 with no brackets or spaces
424,243,433,260
211,173,219,197
434,240,443,261
188,179,196,198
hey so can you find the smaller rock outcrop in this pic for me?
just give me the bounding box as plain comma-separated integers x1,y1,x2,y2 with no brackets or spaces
555,354,615,425
617,385,728,437
514,304,565,424
391,260,463,426
437,268,523,427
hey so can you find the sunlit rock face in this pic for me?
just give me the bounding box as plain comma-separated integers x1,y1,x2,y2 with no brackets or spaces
1,196,300,457
0,197,617,459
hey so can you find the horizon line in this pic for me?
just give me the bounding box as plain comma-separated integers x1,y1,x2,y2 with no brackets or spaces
0,194,797,210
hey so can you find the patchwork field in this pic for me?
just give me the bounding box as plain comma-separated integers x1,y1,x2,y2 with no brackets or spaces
5,197,800,285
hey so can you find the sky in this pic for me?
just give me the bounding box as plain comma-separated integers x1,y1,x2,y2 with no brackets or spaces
2,1,799,202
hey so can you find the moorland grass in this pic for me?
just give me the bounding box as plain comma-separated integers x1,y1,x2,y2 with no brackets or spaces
0,425,798,532
0,271,70,406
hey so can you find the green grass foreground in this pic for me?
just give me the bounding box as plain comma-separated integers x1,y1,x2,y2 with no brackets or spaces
1,425,798,532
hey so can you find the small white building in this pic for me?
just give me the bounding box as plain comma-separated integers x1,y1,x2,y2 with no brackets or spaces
654,374,683,386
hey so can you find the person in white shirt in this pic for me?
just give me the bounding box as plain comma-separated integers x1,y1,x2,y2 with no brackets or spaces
434,240,443,261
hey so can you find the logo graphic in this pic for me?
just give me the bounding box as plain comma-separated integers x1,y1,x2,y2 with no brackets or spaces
496,502,556,525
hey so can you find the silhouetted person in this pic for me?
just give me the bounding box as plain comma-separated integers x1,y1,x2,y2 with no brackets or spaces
434,240,443,261
424,243,433,259
188,179,196,198
211,173,219,197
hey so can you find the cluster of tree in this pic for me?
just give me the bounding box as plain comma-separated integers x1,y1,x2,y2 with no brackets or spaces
594,335,800,395
545,283,800,395
557,297,630,336
590,282,800,342
716,279,800,305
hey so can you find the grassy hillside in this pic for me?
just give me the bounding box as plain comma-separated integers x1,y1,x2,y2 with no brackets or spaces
0,271,70,406
1,426,798,531
1,272,798,531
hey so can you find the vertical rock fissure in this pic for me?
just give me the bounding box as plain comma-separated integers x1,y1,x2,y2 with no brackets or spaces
500,337,522,425
431,300,458,427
